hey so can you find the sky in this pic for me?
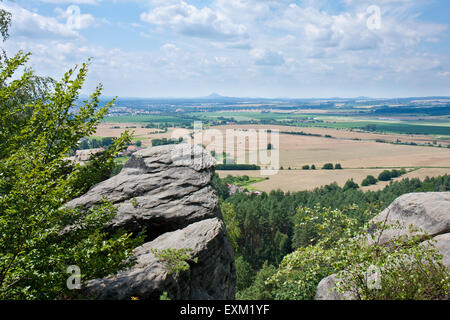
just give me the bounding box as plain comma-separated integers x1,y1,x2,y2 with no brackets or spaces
1,0,450,98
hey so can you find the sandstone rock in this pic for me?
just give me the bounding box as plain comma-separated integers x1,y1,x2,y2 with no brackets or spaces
370,192,450,245
68,144,235,300
315,192,450,300
66,144,220,239
85,218,236,300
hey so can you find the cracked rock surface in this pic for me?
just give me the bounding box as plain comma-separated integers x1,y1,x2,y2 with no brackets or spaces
66,144,221,239
67,144,236,300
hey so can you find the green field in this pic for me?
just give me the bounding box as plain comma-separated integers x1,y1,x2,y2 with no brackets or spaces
103,111,450,136
192,111,311,121
306,121,450,135
103,114,198,124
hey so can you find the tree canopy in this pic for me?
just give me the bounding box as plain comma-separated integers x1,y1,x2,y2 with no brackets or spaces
0,10,143,299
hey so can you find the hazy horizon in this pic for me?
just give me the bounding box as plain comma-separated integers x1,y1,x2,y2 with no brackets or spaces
2,0,450,98
99,93,450,100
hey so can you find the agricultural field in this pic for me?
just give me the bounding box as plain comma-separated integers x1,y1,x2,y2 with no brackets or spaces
95,123,179,147
212,124,450,147
195,111,450,136
95,116,450,193
217,167,450,193
205,124,450,167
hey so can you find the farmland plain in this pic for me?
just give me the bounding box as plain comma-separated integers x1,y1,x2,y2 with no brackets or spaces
98,108,450,193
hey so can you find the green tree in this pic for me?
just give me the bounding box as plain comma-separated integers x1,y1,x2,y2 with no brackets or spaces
361,175,377,187
220,202,241,252
322,163,334,170
343,179,359,190
237,262,277,300
0,51,143,299
0,3,11,41
235,256,255,292
378,170,392,181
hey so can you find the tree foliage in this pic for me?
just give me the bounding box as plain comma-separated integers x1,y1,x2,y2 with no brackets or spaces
0,51,143,299
150,248,198,276
267,207,449,300
212,174,450,299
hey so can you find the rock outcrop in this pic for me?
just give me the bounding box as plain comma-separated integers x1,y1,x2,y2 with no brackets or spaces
67,144,236,300
315,192,450,300
66,144,220,239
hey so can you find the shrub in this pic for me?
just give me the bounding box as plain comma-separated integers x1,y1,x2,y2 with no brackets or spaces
335,163,342,169
343,179,359,190
302,165,310,170
361,175,377,187
236,262,277,300
378,170,392,181
216,164,261,170
150,248,198,276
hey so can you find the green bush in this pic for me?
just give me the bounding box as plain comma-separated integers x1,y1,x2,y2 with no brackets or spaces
378,170,393,181
216,164,261,170
236,262,277,300
322,163,334,170
235,256,255,292
343,179,359,190
361,175,377,186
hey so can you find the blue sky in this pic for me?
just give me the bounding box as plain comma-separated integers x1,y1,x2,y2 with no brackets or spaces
1,0,450,98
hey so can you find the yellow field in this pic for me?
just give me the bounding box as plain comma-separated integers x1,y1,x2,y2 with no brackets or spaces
95,124,180,147
210,124,450,148
205,125,450,169
217,167,450,193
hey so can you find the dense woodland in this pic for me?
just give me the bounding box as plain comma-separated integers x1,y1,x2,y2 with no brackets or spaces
213,174,450,299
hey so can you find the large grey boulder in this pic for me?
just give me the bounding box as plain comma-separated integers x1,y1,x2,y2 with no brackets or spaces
370,192,450,245
315,192,450,300
66,144,220,239
85,218,235,300
68,144,235,300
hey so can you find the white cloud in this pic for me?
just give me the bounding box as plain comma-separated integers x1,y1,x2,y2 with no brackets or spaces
140,1,247,41
40,0,102,4
3,0,450,97
250,48,285,66
0,3,80,39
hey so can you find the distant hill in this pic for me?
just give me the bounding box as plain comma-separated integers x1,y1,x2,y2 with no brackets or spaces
205,92,225,99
